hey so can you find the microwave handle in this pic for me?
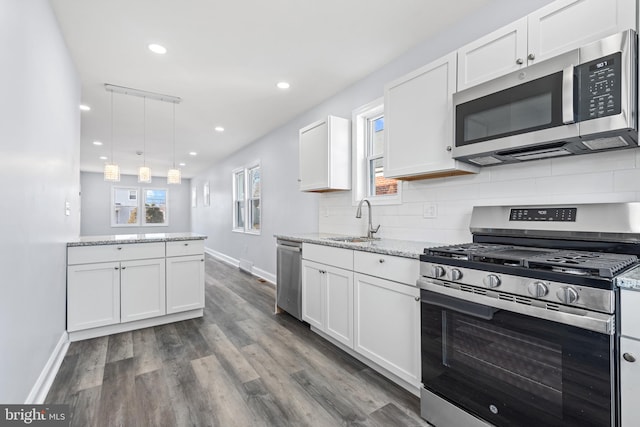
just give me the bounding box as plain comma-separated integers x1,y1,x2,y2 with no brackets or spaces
562,66,575,124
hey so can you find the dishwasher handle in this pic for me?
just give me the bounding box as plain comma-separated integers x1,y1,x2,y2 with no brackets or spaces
277,241,302,252
421,289,498,320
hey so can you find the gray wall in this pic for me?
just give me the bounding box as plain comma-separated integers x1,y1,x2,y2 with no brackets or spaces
191,0,555,278
0,0,81,402
80,172,192,236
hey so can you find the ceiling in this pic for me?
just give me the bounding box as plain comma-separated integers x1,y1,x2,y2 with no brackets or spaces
50,0,494,179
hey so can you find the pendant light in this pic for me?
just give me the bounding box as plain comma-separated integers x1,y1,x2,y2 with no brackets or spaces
167,102,181,184
104,90,120,182
138,97,152,183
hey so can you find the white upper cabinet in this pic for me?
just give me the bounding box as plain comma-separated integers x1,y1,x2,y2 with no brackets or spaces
457,0,636,91
299,115,350,192
384,52,479,179
457,18,528,91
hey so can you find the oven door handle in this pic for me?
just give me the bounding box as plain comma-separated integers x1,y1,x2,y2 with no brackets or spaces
421,289,499,320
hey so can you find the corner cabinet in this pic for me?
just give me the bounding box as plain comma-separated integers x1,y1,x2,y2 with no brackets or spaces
299,115,351,192
384,52,478,180
457,0,636,90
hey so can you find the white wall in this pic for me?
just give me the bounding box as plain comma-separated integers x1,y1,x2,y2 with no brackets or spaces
80,172,192,236
0,0,80,402
191,0,556,277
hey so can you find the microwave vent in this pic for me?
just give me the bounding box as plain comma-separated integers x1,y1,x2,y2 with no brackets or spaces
582,136,629,150
469,156,502,166
511,147,571,161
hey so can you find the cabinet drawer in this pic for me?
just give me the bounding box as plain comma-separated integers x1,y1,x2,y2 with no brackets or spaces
353,251,419,286
303,243,353,270
68,242,166,265
621,289,640,338
166,239,205,257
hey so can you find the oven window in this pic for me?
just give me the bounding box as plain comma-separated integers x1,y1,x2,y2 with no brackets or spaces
421,292,613,427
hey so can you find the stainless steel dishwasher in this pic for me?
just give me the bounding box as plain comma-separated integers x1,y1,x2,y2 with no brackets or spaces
276,239,302,320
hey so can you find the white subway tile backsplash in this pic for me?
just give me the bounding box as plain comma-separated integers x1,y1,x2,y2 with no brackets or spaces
318,150,640,243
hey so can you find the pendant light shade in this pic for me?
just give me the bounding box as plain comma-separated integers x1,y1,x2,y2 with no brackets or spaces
167,102,181,184
104,91,120,182
167,168,181,184
138,97,152,183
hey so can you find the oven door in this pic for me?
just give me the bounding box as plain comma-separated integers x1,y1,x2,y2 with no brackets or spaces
420,288,615,427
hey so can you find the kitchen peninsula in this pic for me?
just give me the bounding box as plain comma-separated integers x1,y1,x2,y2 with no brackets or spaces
66,232,206,341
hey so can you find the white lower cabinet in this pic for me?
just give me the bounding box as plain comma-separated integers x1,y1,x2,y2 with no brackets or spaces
353,272,421,387
166,254,205,314
620,336,640,426
302,259,353,347
67,262,120,332
120,258,166,322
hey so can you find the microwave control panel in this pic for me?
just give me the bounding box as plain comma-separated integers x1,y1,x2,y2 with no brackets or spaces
576,52,622,121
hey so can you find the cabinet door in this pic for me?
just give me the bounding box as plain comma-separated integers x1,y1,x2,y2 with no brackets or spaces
457,18,527,91
620,337,640,427
324,265,354,348
166,255,205,314
120,258,166,322
384,52,477,179
301,260,324,329
67,262,120,332
353,273,420,387
299,119,329,191
528,0,636,64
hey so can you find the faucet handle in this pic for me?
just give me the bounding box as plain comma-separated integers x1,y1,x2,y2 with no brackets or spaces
371,224,381,234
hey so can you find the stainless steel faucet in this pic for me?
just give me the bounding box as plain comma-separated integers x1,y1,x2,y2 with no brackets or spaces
356,198,380,238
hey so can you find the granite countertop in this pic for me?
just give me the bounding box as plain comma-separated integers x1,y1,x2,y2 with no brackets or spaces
275,233,444,259
68,232,207,247
616,265,640,290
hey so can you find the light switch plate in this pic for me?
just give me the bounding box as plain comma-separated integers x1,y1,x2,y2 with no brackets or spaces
65,200,71,216
423,203,437,218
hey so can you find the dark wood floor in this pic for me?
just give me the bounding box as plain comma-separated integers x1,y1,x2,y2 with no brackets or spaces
46,255,429,427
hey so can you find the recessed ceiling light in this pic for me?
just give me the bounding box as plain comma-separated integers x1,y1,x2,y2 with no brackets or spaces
189,152,197,156
148,43,167,54
276,81,290,90
179,162,186,167
79,104,91,111
93,141,103,146
99,156,108,160
214,126,225,132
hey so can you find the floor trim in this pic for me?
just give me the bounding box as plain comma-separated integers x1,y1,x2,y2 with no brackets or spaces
26,331,69,404
205,246,276,285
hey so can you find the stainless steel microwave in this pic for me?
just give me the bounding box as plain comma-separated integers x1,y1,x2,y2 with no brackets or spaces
452,30,637,166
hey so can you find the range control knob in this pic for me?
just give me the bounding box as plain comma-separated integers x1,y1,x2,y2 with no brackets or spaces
528,281,548,298
483,274,501,288
556,287,579,304
449,268,463,281
431,265,446,278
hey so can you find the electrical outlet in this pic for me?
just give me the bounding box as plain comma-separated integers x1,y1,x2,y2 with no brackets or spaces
423,203,437,219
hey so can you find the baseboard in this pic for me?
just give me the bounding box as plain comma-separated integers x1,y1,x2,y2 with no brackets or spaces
205,246,276,285
25,331,69,404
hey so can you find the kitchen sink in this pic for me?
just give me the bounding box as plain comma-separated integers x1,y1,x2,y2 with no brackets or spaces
323,236,381,243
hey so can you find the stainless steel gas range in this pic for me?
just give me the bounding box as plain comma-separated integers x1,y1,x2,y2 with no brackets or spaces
417,203,640,427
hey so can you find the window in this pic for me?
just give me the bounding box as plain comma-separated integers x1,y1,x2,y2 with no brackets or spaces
352,99,401,205
143,188,168,226
111,186,169,227
233,162,261,234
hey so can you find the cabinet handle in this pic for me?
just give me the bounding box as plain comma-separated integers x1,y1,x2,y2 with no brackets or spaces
114,267,119,270
624,353,637,363
415,296,420,302
117,247,123,250
446,145,452,152
528,53,535,60
121,266,126,270
201,259,205,262
378,259,385,264
516,58,524,65
184,243,189,246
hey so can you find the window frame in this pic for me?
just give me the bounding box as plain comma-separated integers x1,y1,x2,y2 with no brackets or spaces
232,161,261,235
141,187,169,227
111,186,140,227
352,98,401,206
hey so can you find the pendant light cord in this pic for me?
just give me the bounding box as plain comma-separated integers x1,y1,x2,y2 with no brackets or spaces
172,103,176,168
143,97,147,166
110,91,114,163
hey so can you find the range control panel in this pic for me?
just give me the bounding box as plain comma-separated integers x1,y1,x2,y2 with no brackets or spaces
577,52,622,121
509,207,577,222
